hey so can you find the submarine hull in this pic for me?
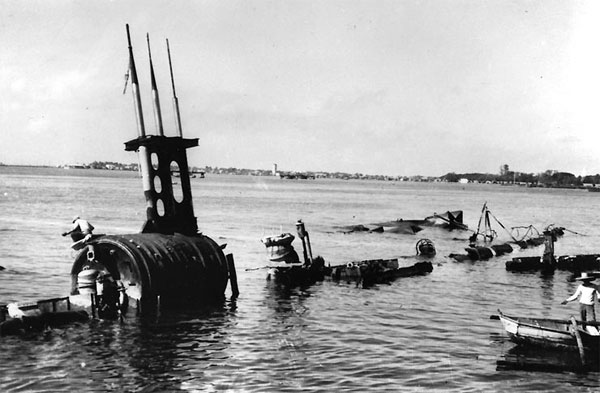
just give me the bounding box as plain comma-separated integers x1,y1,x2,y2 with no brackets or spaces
70,233,230,311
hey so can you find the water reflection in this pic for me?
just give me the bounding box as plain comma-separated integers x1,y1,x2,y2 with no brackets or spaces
73,301,238,391
262,281,312,323
496,343,599,373
538,272,555,312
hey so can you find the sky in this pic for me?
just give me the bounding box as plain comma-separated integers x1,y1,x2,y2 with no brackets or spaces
1,0,600,177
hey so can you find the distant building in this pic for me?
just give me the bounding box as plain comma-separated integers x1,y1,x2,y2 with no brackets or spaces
458,178,469,184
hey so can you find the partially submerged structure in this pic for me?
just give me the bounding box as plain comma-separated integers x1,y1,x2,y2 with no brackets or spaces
260,220,326,286
69,26,239,314
339,210,468,235
506,254,600,272
450,203,565,262
326,239,435,288
1,25,238,334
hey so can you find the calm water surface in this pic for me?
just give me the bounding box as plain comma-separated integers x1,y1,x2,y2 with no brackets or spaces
0,166,599,392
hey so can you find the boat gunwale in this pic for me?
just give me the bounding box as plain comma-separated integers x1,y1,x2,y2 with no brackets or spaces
498,310,600,330
497,310,600,352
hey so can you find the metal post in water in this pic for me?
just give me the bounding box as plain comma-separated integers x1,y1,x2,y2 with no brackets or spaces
296,220,312,265
147,33,164,136
305,232,314,264
542,230,556,266
226,254,240,298
166,39,183,137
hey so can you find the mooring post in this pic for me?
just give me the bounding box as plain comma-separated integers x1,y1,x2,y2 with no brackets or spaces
296,220,310,265
226,254,239,298
305,231,314,264
542,230,556,266
570,316,586,367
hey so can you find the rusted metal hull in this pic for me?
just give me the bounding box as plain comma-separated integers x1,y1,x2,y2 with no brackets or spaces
328,259,433,287
71,233,230,310
266,260,327,287
506,254,600,272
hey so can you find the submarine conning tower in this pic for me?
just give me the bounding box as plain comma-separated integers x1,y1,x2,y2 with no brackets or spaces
70,25,237,313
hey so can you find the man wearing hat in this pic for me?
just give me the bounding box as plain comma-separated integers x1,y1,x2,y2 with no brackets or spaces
561,272,599,321
62,216,95,242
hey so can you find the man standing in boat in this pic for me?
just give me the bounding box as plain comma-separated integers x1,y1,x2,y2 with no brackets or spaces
62,216,94,242
561,272,599,321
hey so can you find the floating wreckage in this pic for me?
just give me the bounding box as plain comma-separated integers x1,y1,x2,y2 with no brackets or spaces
507,254,600,272
0,297,89,336
260,220,326,286
503,216,598,272
450,203,565,262
258,227,435,288
340,210,467,235
1,25,238,336
326,239,435,288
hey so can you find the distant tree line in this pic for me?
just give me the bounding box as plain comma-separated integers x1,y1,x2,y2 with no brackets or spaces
441,164,600,187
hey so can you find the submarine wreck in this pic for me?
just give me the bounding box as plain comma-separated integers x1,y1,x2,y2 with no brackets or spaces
1,25,238,334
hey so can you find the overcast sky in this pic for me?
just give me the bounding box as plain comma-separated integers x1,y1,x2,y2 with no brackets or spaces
1,0,599,176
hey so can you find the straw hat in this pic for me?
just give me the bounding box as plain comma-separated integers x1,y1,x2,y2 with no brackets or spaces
575,272,595,281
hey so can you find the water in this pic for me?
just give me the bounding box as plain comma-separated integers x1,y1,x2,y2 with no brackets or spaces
0,166,599,392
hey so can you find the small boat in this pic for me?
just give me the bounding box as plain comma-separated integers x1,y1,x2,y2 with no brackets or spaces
494,309,600,352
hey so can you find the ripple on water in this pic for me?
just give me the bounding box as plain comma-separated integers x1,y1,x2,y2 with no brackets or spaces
1,172,599,392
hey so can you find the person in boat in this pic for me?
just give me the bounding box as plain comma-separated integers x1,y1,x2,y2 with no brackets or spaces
561,272,599,321
62,216,94,242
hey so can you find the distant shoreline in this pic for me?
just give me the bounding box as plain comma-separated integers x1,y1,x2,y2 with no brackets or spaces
1,164,598,191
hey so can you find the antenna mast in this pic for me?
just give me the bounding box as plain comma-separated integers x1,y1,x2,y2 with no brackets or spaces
166,39,183,137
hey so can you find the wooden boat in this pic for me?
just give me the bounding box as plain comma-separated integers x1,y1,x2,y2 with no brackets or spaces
496,343,599,372
494,309,600,351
